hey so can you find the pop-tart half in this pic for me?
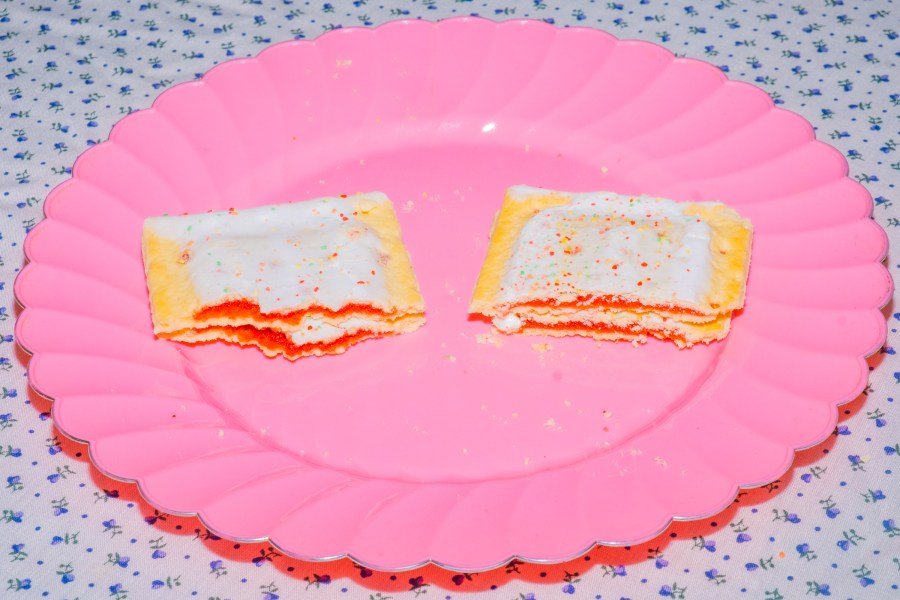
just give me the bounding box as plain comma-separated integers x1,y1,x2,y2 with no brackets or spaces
142,192,425,359
470,186,752,347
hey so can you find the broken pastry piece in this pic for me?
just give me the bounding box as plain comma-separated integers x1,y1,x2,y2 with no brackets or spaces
142,192,425,359
469,186,752,347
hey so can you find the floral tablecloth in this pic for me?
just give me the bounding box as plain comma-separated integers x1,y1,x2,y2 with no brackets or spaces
1,1,896,598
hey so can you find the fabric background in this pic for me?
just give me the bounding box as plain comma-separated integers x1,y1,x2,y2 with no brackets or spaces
0,1,896,598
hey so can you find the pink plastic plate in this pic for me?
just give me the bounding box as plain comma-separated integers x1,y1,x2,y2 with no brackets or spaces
15,18,891,571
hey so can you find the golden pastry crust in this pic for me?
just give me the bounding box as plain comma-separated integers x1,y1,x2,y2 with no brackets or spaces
683,202,753,314
470,190,570,315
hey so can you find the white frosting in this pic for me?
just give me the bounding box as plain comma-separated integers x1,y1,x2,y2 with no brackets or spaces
492,314,523,333
288,315,383,346
499,186,713,306
146,194,392,312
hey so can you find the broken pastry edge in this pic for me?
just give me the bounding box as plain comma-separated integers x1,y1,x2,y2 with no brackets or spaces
493,306,731,334
473,293,730,324
170,298,421,336
494,315,732,349
160,312,426,360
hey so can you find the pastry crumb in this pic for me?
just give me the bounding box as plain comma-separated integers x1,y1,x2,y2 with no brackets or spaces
543,418,561,431
476,333,503,347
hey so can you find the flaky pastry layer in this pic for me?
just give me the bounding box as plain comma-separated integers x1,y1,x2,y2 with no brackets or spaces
162,313,425,360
